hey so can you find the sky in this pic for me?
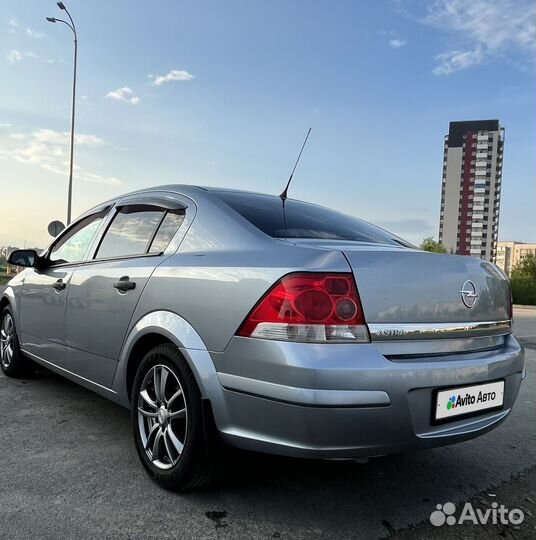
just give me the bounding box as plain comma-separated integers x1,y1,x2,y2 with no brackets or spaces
1,0,535,248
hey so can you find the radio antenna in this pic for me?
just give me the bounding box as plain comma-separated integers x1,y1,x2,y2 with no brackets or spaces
279,127,312,200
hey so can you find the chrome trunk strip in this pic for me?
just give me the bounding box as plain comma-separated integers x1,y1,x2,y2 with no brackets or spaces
368,320,512,341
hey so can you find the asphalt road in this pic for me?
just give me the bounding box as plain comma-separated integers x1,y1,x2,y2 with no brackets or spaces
0,308,534,540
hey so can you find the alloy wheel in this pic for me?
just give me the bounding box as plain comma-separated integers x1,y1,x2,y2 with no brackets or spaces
137,364,188,470
0,313,15,369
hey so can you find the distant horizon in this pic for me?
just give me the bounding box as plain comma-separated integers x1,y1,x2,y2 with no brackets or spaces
1,185,535,253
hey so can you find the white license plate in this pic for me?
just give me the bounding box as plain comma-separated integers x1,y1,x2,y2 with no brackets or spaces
435,380,504,421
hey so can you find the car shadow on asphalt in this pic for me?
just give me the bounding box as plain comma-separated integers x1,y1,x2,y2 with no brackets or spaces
6,361,534,539
20,365,480,493
23,365,415,486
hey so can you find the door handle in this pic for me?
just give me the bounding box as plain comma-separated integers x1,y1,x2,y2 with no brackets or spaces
113,276,136,292
52,279,66,291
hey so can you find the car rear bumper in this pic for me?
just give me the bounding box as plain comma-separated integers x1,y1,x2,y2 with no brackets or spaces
207,334,525,458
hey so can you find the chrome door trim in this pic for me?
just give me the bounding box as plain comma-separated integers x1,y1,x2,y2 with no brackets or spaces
368,320,512,341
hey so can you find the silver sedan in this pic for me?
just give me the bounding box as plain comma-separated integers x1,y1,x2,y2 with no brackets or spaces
1,185,524,490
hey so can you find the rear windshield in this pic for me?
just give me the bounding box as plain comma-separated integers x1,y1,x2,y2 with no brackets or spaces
216,192,408,246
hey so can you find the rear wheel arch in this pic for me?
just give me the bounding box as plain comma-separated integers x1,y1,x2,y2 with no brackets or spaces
119,311,222,410
124,328,218,407
126,332,173,402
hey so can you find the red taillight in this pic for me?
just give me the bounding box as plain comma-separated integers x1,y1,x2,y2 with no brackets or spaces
237,273,369,343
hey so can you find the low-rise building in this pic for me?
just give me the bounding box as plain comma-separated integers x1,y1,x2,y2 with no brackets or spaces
496,241,536,275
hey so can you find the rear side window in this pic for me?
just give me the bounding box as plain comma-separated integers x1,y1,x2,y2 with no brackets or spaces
95,205,185,259
96,206,163,259
216,192,406,245
149,211,185,254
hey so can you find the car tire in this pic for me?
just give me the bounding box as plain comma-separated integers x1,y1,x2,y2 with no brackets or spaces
131,343,216,491
0,306,34,378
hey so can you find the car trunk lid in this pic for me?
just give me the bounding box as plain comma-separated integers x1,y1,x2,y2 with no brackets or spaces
341,247,510,324
286,240,512,355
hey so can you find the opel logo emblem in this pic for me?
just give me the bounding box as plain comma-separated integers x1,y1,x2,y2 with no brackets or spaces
460,280,478,308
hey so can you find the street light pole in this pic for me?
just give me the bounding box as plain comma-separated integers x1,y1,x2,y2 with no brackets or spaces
46,2,77,226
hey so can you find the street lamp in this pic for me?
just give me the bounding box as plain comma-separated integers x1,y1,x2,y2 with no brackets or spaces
46,2,77,226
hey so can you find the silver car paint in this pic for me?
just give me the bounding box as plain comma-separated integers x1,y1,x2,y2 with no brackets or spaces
1,184,525,459
18,266,74,369
208,334,522,456
65,257,161,386
342,248,510,324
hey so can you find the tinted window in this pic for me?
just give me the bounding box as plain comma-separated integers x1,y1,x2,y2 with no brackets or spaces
50,211,107,264
96,206,163,259
217,192,407,245
149,211,185,253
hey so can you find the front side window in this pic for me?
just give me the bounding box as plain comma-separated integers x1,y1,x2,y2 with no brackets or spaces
96,205,164,259
49,210,107,264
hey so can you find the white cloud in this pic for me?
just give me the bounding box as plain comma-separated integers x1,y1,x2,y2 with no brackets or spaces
76,134,105,146
6,49,54,64
31,129,105,147
432,48,484,75
379,30,408,49
0,128,120,185
26,28,45,39
8,17,45,38
105,87,141,105
8,17,19,32
6,49,22,64
389,38,407,48
0,123,11,129
420,0,536,74
150,69,194,86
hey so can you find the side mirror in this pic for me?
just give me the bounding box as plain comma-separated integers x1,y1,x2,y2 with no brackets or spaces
7,249,39,268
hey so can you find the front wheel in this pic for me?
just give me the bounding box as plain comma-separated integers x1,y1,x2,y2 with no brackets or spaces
131,343,215,491
0,306,34,378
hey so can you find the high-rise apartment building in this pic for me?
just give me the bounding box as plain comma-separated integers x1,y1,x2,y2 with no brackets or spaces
438,120,504,261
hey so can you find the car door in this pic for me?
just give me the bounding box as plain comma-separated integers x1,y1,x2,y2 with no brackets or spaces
63,196,187,388
18,208,110,367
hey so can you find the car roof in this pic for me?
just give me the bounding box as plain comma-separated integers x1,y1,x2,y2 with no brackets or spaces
109,184,286,203
155,184,279,198
75,184,285,221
